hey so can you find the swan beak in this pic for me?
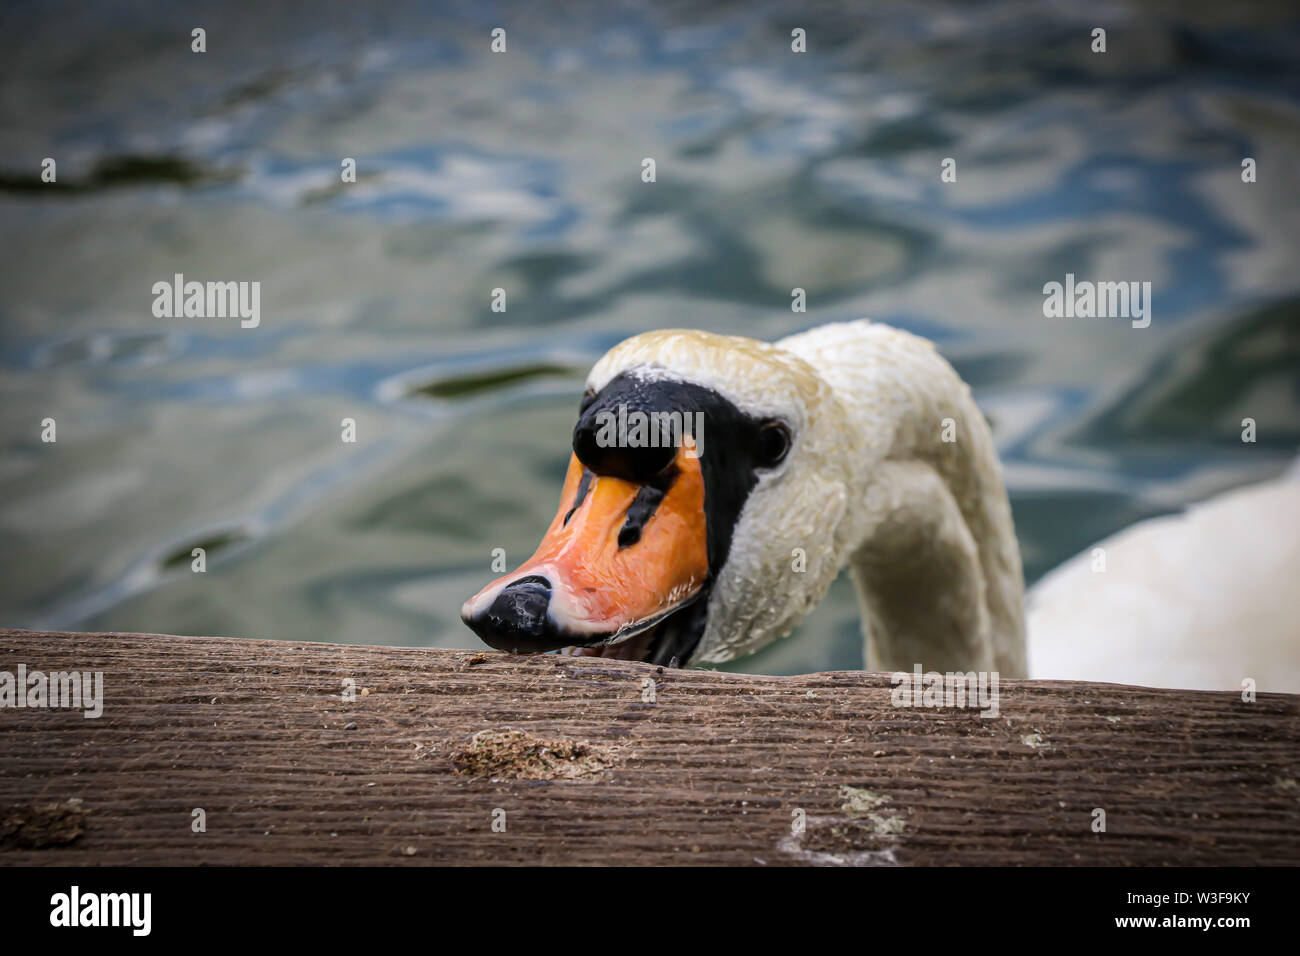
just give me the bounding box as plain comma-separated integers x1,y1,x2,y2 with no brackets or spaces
461,449,709,655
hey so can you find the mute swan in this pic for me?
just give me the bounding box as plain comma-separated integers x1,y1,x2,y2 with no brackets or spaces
462,321,1300,692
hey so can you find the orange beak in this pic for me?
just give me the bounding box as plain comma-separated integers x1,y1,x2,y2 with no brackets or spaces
460,447,709,653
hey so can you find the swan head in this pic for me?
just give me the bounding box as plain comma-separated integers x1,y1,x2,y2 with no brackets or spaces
461,328,859,667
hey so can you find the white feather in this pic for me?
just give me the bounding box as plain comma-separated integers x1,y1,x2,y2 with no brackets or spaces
589,320,1300,691
1027,477,1300,692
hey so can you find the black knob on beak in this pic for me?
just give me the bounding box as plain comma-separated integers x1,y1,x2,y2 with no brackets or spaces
573,402,678,482
462,575,561,653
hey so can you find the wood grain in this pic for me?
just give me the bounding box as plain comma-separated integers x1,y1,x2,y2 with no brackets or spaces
1,627,1296,865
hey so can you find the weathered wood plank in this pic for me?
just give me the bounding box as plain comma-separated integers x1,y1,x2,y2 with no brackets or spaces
1,627,1296,865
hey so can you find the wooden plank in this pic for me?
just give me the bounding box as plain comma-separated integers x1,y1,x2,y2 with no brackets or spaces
0,627,1296,865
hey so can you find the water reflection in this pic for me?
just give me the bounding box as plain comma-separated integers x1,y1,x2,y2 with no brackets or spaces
0,1,1296,674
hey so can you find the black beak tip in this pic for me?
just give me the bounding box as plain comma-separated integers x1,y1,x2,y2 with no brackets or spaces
462,576,566,654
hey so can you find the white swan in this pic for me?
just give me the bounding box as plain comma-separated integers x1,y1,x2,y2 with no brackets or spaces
462,320,1300,692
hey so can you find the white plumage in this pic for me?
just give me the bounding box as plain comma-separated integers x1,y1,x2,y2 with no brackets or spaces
1027,476,1300,692
588,320,1300,691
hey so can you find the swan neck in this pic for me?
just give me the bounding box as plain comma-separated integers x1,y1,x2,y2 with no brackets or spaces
843,363,1026,676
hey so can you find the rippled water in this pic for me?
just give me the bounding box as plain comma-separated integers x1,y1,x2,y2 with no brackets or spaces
1,1,1297,674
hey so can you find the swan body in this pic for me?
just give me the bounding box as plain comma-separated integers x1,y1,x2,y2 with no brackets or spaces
1028,476,1300,691
463,320,1300,692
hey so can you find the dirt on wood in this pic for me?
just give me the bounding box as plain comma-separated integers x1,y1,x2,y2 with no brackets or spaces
451,729,617,780
0,797,87,849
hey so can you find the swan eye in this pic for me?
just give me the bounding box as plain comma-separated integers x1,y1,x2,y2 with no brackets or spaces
755,421,792,468
579,389,596,413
